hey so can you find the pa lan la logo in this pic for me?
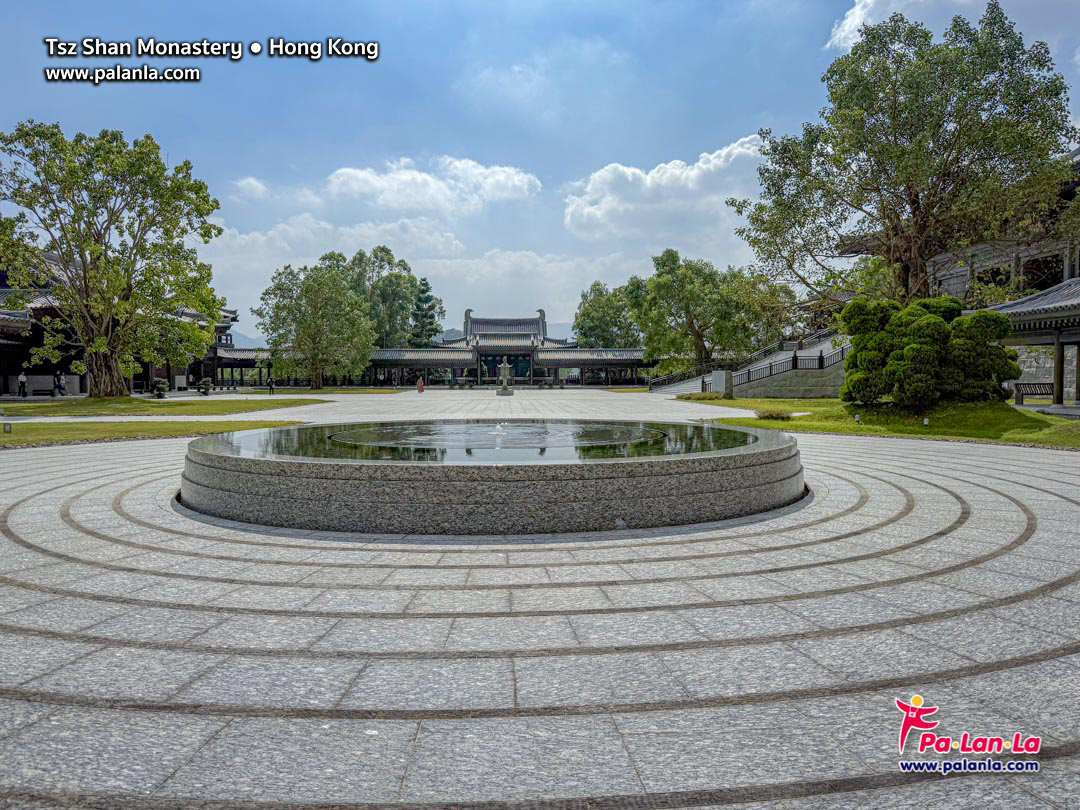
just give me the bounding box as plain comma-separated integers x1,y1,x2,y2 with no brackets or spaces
895,694,1041,756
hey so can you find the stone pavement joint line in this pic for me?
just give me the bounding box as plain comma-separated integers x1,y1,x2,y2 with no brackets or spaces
0,390,1077,807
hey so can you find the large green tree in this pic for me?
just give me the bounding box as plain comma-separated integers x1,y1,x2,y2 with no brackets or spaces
329,244,429,348
0,120,222,397
408,276,445,347
347,245,413,294
252,255,375,389
572,281,642,348
729,1,1079,302
629,249,795,366
368,271,418,348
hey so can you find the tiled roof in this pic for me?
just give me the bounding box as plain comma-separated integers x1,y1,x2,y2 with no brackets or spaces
986,278,1080,319
217,347,269,361
0,310,32,330
0,288,54,310
372,347,476,363
467,318,543,336
0,336,25,348
474,333,537,348
535,348,646,363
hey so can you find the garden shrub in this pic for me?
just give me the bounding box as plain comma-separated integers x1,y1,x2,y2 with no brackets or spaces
754,408,793,420
839,295,1019,412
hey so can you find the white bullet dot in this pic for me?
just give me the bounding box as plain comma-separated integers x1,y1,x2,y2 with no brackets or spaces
250,42,262,55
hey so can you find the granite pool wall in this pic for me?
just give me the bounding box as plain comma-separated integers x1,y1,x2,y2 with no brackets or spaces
179,422,806,535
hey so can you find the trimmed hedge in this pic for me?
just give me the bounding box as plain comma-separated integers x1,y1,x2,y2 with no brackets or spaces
838,296,1020,412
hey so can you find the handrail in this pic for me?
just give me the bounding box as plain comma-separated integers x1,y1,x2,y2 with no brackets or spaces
731,343,850,387
648,360,725,391
648,329,840,392
736,328,836,370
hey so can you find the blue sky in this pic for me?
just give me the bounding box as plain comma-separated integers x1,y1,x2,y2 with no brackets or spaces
3,0,1079,337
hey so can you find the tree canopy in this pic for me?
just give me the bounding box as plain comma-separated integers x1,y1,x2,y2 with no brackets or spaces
0,120,222,397
729,1,1079,302
408,277,445,347
319,245,442,348
572,281,642,349
252,254,375,389
628,249,795,367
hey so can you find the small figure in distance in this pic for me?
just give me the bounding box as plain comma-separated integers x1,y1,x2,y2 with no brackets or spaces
416,377,425,393
267,376,275,396
17,371,27,398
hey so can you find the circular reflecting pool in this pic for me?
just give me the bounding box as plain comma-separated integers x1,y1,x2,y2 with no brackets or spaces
181,419,804,535
197,419,755,465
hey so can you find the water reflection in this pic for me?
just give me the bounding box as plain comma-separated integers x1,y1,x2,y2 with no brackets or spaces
208,420,755,465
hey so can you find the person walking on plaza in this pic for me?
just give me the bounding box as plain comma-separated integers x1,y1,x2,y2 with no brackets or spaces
416,376,425,393
51,370,64,397
267,376,275,395
17,372,27,398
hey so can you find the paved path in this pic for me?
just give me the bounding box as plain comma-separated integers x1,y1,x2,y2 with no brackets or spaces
0,389,759,423
0,395,1077,807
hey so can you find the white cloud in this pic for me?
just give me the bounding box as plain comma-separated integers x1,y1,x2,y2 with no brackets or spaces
197,214,466,324
337,218,464,257
1074,46,1080,70
563,135,763,242
325,155,541,214
825,0,934,51
232,176,271,201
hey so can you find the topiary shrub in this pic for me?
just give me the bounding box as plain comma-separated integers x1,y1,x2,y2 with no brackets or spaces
197,377,213,396
839,295,1018,412
755,408,793,420
151,379,169,399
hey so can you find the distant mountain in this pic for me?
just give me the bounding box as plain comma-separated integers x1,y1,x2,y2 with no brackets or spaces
438,327,464,342
228,329,266,348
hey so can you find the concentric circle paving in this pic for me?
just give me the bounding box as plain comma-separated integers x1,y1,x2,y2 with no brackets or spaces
0,433,1078,808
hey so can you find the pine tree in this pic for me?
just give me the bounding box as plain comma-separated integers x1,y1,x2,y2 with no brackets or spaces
408,277,444,347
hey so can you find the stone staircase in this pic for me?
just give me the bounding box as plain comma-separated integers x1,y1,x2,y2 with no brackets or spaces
650,375,709,396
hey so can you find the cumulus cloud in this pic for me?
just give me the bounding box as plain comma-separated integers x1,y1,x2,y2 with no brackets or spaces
232,176,271,201
325,155,541,214
563,135,763,242
337,218,464,257
197,214,465,324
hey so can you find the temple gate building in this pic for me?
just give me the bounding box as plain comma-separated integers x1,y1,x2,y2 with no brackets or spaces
363,309,650,387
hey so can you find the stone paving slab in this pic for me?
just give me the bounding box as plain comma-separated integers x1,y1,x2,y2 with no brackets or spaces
0,393,1078,806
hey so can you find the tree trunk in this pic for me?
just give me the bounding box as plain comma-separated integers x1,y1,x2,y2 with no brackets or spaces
691,333,709,366
86,353,130,398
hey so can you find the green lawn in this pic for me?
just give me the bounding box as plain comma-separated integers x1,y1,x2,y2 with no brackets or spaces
247,388,403,395
0,420,300,448
677,394,1080,450
0,397,327,416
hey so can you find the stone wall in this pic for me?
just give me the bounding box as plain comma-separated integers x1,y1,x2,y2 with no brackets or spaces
1014,346,1077,391
733,361,846,399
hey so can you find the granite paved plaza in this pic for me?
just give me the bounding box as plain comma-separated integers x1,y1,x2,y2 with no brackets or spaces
0,390,1078,807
